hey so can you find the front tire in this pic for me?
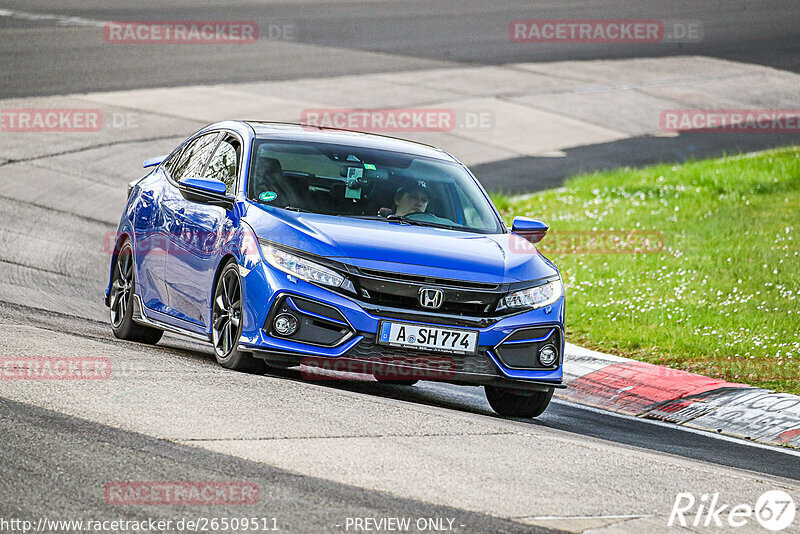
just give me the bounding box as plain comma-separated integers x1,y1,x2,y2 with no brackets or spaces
109,242,163,344
211,260,266,374
484,385,553,418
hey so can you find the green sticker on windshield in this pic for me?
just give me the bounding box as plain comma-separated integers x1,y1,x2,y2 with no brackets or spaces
259,191,278,202
364,163,376,170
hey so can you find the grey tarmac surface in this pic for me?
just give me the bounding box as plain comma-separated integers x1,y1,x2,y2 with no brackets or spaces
0,395,557,534
0,0,799,99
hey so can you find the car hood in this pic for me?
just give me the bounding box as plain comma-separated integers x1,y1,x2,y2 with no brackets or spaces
245,205,558,284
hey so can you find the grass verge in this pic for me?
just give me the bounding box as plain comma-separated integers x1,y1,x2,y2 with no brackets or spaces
492,147,800,394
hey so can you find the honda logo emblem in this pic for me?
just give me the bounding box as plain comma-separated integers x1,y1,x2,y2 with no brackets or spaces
418,288,444,309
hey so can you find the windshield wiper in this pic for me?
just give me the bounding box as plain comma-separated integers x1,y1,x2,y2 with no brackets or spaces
386,215,458,230
348,215,404,223
283,206,309,212
348,214,457,230
350,215,395,220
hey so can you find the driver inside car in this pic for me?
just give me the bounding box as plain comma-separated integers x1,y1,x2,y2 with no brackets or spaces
392,184,430,216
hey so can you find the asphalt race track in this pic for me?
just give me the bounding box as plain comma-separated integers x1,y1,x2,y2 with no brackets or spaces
1,2,800,533
1,0,799,98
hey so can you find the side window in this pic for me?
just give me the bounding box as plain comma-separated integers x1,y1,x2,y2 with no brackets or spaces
205,137,240,195
161,149,180,173
162,142,188,175
171,133,221,183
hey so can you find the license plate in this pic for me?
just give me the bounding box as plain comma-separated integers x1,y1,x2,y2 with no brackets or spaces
377,321,478,354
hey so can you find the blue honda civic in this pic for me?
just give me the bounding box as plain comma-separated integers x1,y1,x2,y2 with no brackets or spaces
105,121,565,417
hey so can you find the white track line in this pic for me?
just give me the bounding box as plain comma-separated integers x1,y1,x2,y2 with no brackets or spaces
521,514,652,520
0,8,105,28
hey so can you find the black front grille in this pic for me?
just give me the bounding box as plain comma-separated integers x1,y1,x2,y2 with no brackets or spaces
347,266,506,319
356,268,500,290
364,291,491,315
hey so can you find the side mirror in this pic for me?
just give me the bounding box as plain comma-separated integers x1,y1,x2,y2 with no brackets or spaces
177,177,234,210
143,155,167,169
511,216,548,243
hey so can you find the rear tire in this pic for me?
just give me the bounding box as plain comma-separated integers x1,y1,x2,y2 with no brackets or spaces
109,242,163,345
211,259,266,374
484,385,553,418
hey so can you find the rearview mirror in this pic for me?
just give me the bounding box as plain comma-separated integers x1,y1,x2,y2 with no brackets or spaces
511,216,548,243
177,177,234,210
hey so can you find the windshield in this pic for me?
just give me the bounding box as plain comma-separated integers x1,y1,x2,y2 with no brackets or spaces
246,139,504,234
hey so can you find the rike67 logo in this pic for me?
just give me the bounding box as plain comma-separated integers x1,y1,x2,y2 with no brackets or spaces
669,490,796,531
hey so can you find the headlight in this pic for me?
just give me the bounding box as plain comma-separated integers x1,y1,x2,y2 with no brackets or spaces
497,279,562,311
262,245,345,288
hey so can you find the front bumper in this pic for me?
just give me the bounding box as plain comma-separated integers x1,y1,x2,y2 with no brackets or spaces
237,262,565,390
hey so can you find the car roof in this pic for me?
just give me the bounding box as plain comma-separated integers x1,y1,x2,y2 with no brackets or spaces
244,121,456,162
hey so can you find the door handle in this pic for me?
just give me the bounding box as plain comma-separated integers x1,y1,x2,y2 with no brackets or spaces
174,208,186,222
141,191,154,204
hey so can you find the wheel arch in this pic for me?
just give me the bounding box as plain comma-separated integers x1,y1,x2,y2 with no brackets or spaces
105,231,133,306
207,253,238,331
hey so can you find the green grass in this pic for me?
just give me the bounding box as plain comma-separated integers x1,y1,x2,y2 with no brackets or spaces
493,147,800,394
